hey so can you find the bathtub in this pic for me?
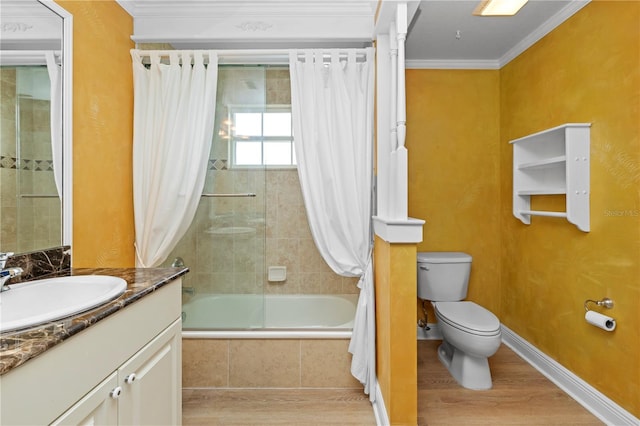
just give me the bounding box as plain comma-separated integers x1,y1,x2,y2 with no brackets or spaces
181,293,358,339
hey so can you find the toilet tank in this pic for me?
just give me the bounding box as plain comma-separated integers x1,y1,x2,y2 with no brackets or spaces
417,252,472,301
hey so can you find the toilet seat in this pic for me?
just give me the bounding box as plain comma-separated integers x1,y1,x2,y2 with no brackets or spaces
434,301,501,336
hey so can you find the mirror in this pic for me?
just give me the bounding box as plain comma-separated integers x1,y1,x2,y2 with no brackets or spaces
0,0,72,254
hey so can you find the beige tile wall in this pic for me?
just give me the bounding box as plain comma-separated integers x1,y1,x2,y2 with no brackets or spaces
173,167,359,296
182,338,360,389
17,97,60,250
1,68,17,250
264,169,359,295
0,68,60,253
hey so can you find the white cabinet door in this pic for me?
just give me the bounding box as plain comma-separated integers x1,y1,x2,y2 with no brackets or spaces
51,372,119,426
117,319,182,426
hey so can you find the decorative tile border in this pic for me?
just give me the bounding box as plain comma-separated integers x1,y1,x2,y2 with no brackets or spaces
0,156,54,171
1,157,249,172
0,156,16,169
208,158,228,171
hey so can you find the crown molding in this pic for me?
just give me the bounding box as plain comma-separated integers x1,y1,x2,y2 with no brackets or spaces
0,3,62,50
117,1,378,18
132,36,373,51
405,59,500,70
131,14,374,46
498,0,590,67
1,1,60,17
118,0,378,48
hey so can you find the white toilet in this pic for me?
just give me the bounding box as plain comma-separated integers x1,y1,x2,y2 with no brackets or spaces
417,252,501,390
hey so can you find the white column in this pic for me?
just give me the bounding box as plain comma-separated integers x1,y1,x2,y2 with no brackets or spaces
390,22,398,152
373,0,424,242
391,2,408,220
376,35,391,219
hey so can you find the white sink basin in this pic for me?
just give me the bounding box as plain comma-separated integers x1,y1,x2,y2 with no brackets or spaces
0,275,127,333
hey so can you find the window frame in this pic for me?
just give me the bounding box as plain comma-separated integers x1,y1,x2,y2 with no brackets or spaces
228,104,296,169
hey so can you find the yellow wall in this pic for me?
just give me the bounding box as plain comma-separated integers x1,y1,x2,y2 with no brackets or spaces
56,1,135,267
406,69,502,316
374,237,417,425
407,1,639,417
500,1,639,416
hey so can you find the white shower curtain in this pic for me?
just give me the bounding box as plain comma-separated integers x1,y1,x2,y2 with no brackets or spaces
289,48,376,401
131,50,218,267
45,51,62,199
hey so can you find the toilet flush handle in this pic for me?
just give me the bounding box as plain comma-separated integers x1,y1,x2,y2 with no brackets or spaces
419,265,429,271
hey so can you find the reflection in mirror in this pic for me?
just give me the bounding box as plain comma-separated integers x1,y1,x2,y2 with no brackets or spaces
0,0,66,253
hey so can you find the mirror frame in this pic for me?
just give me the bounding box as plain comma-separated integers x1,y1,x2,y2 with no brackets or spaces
38,0,72,250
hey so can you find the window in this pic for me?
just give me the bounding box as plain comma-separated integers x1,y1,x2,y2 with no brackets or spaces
230,106,295,167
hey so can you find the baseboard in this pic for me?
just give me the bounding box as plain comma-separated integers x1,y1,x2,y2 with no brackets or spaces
417,323,442,340
372,380,390,426
501,325,639,426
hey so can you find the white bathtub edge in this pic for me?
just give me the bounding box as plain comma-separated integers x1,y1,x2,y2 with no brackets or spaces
182,329,353,339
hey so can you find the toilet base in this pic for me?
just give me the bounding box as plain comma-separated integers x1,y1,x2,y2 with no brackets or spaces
437,340,493,390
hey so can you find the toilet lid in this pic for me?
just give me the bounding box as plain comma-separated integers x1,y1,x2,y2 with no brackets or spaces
434,301,501,336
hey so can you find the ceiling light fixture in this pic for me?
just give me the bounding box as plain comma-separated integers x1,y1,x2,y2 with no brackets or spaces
473,0,528,16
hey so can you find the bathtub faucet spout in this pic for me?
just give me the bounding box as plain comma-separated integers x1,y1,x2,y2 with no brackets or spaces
182,287,195,296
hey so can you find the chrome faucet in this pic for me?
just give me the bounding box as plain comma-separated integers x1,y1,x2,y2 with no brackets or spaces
0,252,14,268
0,252,23,292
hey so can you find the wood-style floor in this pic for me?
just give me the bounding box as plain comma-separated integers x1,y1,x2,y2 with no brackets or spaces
182,341,603,425
417,340,602,425
182,388,376,425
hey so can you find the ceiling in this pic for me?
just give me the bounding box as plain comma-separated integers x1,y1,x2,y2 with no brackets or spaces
118,0,590,69
405,0,586,68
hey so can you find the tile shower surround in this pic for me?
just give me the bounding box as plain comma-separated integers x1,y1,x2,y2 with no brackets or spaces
179,169,361,390
174,167,360,296
182,338,361,389
1,67,60,252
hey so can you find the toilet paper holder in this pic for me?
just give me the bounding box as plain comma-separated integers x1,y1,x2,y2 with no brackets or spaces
584,297,614,311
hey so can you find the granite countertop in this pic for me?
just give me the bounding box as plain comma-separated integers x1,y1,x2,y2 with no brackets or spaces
0,267,188,376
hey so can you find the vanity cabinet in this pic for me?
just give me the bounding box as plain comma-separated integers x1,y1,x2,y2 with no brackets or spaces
52,319,181,425
510,123,591,232
0,279,182,426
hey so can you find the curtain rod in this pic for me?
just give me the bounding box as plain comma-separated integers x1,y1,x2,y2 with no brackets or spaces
132,48,372,65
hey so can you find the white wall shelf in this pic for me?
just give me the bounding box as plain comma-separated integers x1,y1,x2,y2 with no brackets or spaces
510,123,591,232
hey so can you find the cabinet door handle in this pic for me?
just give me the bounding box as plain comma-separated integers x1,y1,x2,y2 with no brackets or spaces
110,386,122,399
125,373,137,384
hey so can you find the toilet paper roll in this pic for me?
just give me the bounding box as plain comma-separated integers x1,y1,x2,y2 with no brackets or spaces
585,310,616,331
